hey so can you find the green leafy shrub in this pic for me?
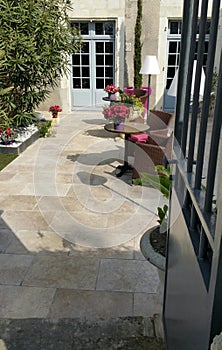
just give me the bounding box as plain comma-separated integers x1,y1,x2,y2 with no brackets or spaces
12,113,34,128
0,0,81,120
134,165,171,232
119,91,144,109
36,120,53,138
0,111,12,130
0,50,13,128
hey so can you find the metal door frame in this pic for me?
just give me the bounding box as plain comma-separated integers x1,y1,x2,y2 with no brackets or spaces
163,1,222,349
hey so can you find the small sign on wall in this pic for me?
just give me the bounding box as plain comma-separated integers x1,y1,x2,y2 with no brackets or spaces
125,42,132,52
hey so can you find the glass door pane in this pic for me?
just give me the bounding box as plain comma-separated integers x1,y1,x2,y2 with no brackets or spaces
72,42,90,90
95,41,114,89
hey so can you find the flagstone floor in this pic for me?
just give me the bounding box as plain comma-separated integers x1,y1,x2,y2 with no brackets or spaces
0,110,164,320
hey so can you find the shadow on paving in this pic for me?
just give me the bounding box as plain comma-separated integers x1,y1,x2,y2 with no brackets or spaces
0,210,165,349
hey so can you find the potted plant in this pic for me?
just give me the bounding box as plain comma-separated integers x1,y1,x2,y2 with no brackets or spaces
102,103,131,130
119,91,144,121
134,165,171,276
49,105,62,118
0,127,18,145
104,84,120,99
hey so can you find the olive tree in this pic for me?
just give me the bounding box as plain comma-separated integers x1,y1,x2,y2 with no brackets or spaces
0,0,81,122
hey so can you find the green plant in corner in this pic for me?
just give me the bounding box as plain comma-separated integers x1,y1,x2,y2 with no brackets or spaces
36,120,53,138
201,183,217,214
134,165,171,232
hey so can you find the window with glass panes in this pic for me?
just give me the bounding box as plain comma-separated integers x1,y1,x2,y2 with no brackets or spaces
166,20,210,89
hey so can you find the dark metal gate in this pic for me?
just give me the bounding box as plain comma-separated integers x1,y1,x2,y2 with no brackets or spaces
163,0,222,349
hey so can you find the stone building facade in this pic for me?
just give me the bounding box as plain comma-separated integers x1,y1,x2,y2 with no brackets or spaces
40,0,216,113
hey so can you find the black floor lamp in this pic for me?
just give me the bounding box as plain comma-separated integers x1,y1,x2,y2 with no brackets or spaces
140,55,160,122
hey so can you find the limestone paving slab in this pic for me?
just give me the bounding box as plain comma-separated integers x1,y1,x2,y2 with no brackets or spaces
0,182,27,196
0,111,163,322
65,211,108,227
0,228,14,253
55,172,74,184
7,171,35,184
0,172,16,181
0,285,55,318
96,258,159,293
0,195,38,211
2,210,52,232
0,254,33,285
5,230,70,255
69,240,135,259
134,293,163,317
48,215,138,248
20,182,71,197
37,195,88,212
22,255,100,289
48,289,133,319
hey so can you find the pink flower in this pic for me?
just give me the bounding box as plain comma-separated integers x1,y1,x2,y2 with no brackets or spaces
104,84,119,94
103,103,131,122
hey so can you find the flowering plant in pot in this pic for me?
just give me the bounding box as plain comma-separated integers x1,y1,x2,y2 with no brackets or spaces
0,127,18,145
102,103,131,127
104,84,119,98
49,105,62,118
117,90,144,121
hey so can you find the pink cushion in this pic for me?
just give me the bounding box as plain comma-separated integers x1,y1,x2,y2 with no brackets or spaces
128,133,148,143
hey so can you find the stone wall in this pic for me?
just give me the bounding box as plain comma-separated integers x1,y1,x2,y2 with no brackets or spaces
39,0,219,113
40,0,126,112
124,0,161,110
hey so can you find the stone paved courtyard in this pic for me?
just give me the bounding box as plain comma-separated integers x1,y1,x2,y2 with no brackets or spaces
0,110,164,321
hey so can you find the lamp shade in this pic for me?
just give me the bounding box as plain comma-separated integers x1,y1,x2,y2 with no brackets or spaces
191,60,205,100
167,69,178,97
140,55,160,75
168,60,205,99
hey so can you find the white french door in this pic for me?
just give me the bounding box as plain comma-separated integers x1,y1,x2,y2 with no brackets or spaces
71,21,116,108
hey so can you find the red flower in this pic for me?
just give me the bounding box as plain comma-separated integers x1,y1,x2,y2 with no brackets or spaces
49,105,62,113
0,127,18,144
6,128,11,136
